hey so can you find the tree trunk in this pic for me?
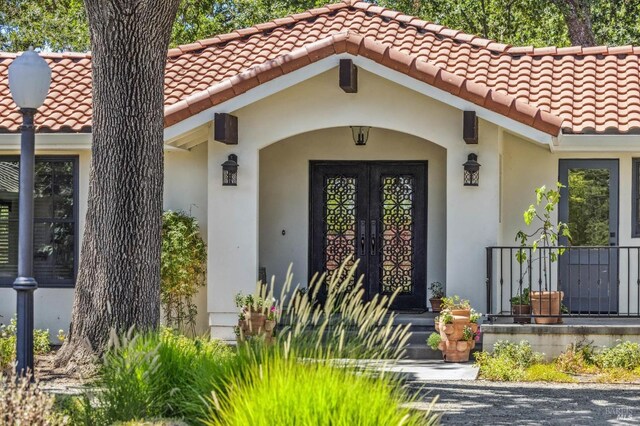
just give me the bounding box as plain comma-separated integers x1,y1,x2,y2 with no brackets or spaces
56,0,180,370
552,0,597,46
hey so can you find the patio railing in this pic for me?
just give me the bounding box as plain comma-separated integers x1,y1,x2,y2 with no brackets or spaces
486,246,640,319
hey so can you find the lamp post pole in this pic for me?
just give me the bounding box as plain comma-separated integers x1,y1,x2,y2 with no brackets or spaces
13,108,38,375
8,47,51,377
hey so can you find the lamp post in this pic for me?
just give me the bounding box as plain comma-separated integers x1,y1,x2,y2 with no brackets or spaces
8,47,51,375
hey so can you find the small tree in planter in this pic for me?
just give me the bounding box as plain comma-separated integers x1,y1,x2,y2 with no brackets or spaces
429,296,479,362
428,282,445,312
515,184,571,324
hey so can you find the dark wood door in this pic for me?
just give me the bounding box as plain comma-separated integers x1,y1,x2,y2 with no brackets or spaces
559,159,619,313
310,161,427,310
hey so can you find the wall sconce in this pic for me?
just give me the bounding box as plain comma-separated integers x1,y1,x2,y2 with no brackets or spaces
350,126,370,146
463,153,480,186
221,154,238,186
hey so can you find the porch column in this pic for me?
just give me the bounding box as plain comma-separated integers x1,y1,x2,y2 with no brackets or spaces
446,121,501,312
207,137,259,341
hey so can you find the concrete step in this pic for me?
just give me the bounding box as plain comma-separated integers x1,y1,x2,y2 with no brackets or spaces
403,343,442,360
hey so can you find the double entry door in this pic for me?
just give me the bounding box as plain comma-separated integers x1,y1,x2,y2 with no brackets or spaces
558,159,619,313
309,161,427,310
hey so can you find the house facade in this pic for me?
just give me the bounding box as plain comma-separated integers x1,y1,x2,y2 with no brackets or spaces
1,0,640,342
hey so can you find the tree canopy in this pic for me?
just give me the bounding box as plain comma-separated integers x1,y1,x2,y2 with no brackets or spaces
1,1,639,52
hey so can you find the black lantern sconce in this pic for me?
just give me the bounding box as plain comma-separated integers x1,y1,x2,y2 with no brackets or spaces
221,154,238,186
350,126,370,146
463,153,480,186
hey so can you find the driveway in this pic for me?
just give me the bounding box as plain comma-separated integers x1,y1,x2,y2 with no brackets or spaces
408,380,640,425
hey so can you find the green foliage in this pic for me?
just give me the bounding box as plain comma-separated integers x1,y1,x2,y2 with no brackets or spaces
78,328,233,424
523,364,576,383
203,355,435,426
441,295,471,310
510,288,530,305
567,169,610,245
462,325,474,341
554,342,598,374
1,371,68,425
439,310,454,325
161,211,207,335
427,332,442,350
428,281,445,299
1,318,51,371
596,341,640,370
469,309,481,323
475,340,544,381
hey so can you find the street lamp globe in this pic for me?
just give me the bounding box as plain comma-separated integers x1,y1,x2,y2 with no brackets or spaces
8,47,51,109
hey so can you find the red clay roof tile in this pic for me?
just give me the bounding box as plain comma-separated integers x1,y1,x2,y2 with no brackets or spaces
2,1,639,135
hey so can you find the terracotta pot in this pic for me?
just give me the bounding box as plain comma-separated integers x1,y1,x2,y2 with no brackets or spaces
442,323,454,334
470,323,479,333
451,308,471,318
443,347,471,363
264,319,276,332
430,298,443,312
434,321,440,332
512,304,532,324
530,291,563,324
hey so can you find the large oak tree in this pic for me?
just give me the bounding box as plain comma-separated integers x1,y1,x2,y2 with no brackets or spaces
56,0,181,369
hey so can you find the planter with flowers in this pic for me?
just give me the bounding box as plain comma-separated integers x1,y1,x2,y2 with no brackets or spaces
510,288,531,324
234,292,277,344
428,296,480,363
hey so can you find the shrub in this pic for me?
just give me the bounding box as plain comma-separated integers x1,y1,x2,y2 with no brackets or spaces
474,340,544,381
161,210,207,335
427,333,441,350
554,342,597,374
204,356,437,426
441,295,470,310
596,341,640,370
1,371,68,425
524,364,576,383
1,318,51,371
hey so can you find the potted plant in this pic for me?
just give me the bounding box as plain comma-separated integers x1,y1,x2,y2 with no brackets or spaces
428,281,445,312
235,292,277,343
429,296,479,363
515,184,571,324
510,288,531,324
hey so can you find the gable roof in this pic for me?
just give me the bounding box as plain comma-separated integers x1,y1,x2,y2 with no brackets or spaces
0,0,639,135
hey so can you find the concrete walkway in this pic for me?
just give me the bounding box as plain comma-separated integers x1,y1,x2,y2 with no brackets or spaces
372,359,479,381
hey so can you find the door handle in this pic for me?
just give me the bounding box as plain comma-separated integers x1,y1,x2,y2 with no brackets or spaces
370,220,377,255
359,220,366,257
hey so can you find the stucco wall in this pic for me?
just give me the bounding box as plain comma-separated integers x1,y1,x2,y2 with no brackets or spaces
258,127,447,298
0,143,210,342
207,67,502,339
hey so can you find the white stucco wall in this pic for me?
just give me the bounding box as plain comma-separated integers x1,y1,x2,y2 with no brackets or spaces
207,67,502,339
258,127,447,298
0,144,210,342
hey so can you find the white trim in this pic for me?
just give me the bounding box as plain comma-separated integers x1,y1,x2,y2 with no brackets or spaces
0,132,185,151
163,53,557,147
555,133,640,152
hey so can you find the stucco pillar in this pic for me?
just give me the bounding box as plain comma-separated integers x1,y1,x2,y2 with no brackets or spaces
207,138,259,341
445,121,501,312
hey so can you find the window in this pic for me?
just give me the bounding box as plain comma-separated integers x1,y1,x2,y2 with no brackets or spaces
634,159,640,238
0,156,78,287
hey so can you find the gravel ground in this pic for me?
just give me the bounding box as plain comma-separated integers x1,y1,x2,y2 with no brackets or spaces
407,380,640,425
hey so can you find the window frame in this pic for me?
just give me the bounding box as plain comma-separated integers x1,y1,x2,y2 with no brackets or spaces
0,155,79,288
634,159,640,238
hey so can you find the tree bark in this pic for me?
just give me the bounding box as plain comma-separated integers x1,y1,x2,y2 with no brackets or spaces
552,0,597,46
56,0,180,370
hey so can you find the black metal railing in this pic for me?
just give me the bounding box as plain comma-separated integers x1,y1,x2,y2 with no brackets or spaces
486,246,640,319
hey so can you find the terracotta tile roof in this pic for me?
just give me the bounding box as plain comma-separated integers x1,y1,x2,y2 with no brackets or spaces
1,0,640,135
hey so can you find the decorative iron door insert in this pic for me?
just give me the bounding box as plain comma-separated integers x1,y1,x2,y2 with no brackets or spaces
559,159,619,314
310,162,427,310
